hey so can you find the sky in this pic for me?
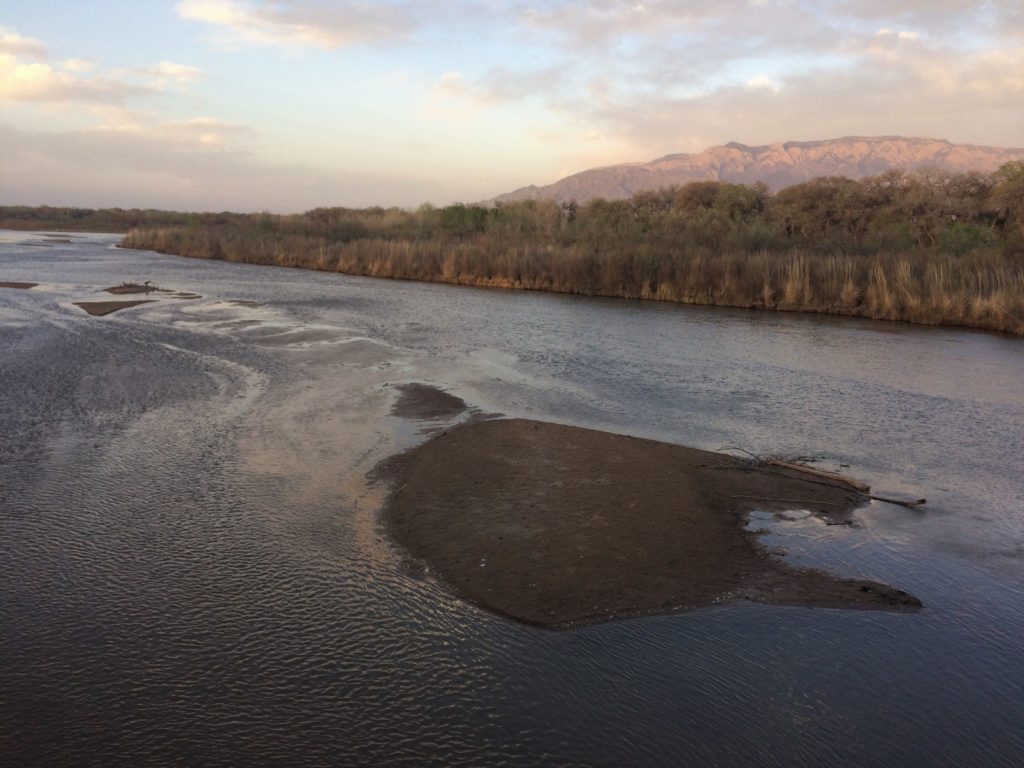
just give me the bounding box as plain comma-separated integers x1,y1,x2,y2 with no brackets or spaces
1,1,1022,212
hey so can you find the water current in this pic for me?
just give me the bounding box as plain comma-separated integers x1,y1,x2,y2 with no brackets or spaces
2,231,1023,766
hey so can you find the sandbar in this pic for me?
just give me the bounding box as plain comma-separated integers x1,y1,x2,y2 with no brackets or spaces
379,418,920,628
0,281,38,289
104,283,164,295
103,284,201,300
73,300,156,316
390,383,468,420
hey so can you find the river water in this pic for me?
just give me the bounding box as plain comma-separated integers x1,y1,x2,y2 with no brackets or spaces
2,231,1022,767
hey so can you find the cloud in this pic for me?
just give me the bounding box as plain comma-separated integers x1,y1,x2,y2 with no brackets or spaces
430,66,565,107
176,0,417,49
432,0,1024,161
519,1,749,48
136,61,205,88
875,28,920,41
166,116,255,145
0,29,204,105
62,58,94,73
746,74,781,93
0,54,154,104
85,108,255,147
0,28,47,59
577,36,1024,157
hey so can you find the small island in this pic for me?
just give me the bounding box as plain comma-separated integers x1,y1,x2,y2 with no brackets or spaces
380,418,920,628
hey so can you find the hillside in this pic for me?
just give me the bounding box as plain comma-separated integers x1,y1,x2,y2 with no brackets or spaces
492,136,1024,204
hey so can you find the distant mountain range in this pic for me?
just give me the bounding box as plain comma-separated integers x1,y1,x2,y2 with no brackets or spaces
491,136,1024,204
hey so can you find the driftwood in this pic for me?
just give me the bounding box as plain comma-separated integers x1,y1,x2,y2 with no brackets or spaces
730,495,839,506
765,459,872,493
718,448,926,508
867,494,927,508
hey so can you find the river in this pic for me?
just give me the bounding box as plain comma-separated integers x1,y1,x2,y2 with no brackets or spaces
2,231,1023,766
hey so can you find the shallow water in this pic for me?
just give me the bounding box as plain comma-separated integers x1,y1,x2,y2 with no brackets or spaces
2,232,1023,766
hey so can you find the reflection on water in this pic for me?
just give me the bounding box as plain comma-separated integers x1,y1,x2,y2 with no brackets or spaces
2,232,1023,766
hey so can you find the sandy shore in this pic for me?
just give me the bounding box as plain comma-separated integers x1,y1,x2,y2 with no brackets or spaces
379,418,920,628
73,300,156,316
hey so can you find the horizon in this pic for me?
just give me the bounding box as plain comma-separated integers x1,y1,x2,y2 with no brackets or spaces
2,1,1023,213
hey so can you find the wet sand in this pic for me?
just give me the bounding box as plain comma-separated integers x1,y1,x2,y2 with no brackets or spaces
105,283,163,295
0,281,38,289
380,418,920,628
73,300,156,317
105,284,201,300
390,383,468,420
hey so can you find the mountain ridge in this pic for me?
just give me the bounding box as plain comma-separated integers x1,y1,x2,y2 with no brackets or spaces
491,136,1024,204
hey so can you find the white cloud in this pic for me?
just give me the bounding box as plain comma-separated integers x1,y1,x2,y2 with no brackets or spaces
0,53,151,104
176,0,416,49
62,58,94,72
168,116,254,145
136,61,205,88
0,28,46,59
747,74,781,93
85,109,254,147
875,28,919,40
429,66,566,108
0,30,204,105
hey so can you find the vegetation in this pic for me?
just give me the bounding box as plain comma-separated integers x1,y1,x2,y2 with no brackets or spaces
7,164,1024,335
0,206,214,232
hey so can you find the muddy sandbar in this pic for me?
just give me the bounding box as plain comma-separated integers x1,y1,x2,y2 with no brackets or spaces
103,284,200,300
390,383,468,420
380,418,920,628
73,300,156,317
104,283,164,295
0,281,38,289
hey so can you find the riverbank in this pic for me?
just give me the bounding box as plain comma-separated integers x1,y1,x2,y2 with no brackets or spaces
120,230,1024,336
378,418,920,628
11,220,1019,333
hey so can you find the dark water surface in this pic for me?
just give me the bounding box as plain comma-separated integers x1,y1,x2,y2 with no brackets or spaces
2,232,1023,766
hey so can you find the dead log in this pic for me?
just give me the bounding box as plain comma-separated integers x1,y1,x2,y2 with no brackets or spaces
765,459,872,494
869,494,927,508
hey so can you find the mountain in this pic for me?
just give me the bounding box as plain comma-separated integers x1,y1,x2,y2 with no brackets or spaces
491,136,1024,204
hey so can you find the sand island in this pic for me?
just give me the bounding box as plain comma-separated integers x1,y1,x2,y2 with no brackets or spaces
73,299,156,316
380,417,920,628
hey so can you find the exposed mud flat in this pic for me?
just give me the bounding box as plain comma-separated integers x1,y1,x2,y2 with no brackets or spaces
105,283,163,295
390,383,469,420
104,283,201,299
380,418,920,628
0,281,38,289
73,299,157,316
